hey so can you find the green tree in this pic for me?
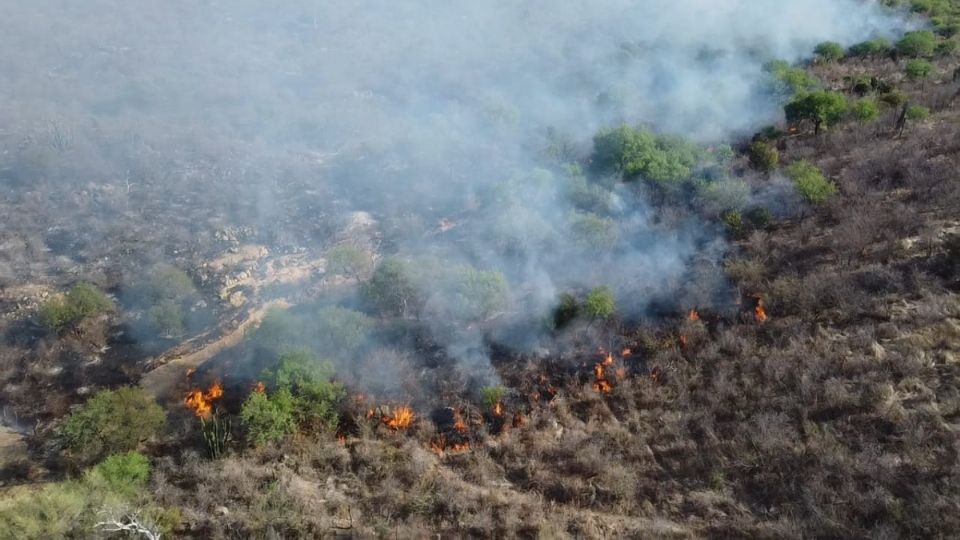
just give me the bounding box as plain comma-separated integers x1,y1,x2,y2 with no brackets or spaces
39,283,112,332
786,161,837,205
364,257,420,317
590,126,700,183
764,60,821,95
147,299,184,337
848,37,892,57
262,348,345,434
61,387,166,464
326,245,373,278
569,212,618,249
481,386,507,409
897,30,937,57
583,286,616,320
748,140,779,173
814,41,845,61
312,306,373,358
906,104,931,122
785,90,849,134
851,98,880,123
905,59,933,86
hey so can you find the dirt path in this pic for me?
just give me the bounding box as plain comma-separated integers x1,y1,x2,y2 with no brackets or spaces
140,299,291,399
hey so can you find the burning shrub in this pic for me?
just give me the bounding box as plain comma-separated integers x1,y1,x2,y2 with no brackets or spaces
60,386,166,465
38,282,112,332
481,386,507,410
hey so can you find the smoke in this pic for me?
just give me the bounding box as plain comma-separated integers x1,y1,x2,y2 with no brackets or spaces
0,1,904,384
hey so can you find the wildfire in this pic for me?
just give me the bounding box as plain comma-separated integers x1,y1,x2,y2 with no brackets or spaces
687,309,700,321
679,334,688,348
184,380,224,418
512,412,525,428
593,362,613,393
337,434,347,445
186,368,196,378
621,348,632,358
754,297,768,323
253,381,266,394
453,409,468,433
430,436,471,455
383,406,415,430
493,401,504,417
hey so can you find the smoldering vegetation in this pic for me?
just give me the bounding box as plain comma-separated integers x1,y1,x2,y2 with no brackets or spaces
0,0,902,379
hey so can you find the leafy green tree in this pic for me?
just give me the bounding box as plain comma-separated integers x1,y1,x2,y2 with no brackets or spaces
905,59,933,85
785,91,848,134
312,306,373,358
39,283,112,332
897,30,937,57
764,60,821,95
326,245,373,278
148,299,184,337
442,267,510,323
364,257,421,317
583,286,616,320
814,41,845,61
851,98,880,123
553,292,580,329
749,140,780,173
250,308,308,351
848,37,892,57
590,126,700,183
786,161,837,205
569,212,618,249
258,348,345,435
699,179,751,216
138,265,195,304
61,387,166,464
879,89,908,108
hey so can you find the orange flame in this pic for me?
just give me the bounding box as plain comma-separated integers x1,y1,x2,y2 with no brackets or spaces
184,380,224,418
337,434,347,445
621,348,632,358
253,381,266,394
383,406,415,430
679,334,688,347
593,363,613,393
186,368,196,378
754,297,768,323
493,401,504,417
430,436,471,455
453,410,468,433
687,309,700,321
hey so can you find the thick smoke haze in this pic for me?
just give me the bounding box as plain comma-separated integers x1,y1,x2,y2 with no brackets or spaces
0,1,903,381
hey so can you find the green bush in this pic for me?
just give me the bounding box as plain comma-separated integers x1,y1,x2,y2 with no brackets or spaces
481,386,507,409
786,160,837,205
906,104,931,121
85,451,151,497
240,389,297,446
721,209,744,235
312,306,373,358
851,98,880,123
848,37,892,57
748,140,779,173
764,60,821,95
364,257,421,317
583,286,616,320
553,292,580,329
139,265,195,304
39,283,112,332
60,387,166,464
699,179,751,215
905,59,934,82
326,245,373,278
590,125,701,183
814,41,845,61
244,348,345,443
897,30,937,57
744,207,774,230
147,299,184,337
569,212,619,249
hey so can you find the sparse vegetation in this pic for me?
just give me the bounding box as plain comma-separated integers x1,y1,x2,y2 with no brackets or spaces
38,283,112,332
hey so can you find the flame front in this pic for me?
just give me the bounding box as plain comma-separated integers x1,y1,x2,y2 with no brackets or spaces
493,401,504,417
593,362,613,393
253,381,266,394
687,309,700,321
754,297,768,323
184,380,224,418
383,406,415,430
